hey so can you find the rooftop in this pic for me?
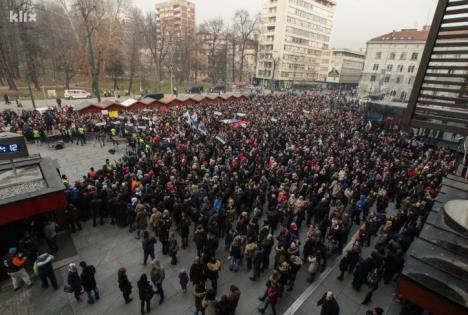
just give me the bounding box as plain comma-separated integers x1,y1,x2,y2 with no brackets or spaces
369,28,429,43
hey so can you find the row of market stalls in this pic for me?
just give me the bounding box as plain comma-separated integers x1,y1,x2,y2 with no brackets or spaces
76,93,249,114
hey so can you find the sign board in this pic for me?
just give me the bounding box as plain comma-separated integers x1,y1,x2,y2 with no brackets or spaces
0,133,29,160
109,111,119,118
101,110,109,115
47,90,57,98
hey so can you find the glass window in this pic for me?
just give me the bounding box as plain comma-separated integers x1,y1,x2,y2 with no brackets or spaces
375,52,382,59
370,75,376,82
387,64,393,72
373,64,379,71
389,52,396,60
411,52,419,60
400,52,407,60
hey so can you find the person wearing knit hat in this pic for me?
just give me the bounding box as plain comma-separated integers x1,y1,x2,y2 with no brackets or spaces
3,247,32,291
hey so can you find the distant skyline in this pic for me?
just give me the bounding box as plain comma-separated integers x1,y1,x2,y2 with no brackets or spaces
134,0,438,49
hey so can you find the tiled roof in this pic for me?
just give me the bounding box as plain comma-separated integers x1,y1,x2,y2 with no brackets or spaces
370,29,429,42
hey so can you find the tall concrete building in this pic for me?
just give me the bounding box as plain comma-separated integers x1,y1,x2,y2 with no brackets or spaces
155,0,195,39
358,27,429,102
256,0,335,89
325,49,365,90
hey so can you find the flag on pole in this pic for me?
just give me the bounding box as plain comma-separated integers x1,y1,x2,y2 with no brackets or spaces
182,111,191,125
191,112,198,125
198,121,207,135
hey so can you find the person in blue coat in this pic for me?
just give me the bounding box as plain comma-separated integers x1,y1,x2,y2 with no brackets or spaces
67,263,82,301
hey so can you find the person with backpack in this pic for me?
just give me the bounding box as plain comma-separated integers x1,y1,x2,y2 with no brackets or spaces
80,261,99,304
137,273,154,315
34,252,58,289
3,247,32,291
150,259,165,304
361,268,382,305
142,231,157,265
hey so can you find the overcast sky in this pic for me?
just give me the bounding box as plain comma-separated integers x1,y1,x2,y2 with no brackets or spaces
135,0,438,49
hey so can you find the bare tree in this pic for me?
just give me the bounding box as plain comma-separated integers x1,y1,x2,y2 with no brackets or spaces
143,12,171,90
233,10,259,83
73,0,106,101
199,18,226,83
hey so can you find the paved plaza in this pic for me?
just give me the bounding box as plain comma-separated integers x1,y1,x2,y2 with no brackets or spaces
0,141,403,315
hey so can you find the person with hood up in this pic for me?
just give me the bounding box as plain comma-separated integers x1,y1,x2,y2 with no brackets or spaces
34,252,57,289
137,273,154,315
80,261,99,304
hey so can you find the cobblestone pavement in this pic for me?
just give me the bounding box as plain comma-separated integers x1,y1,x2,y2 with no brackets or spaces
0,141,403,315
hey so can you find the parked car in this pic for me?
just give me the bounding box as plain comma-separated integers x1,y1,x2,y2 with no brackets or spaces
64,89,92,100
210,84,225,94
186,85,204,94
140,93,164,100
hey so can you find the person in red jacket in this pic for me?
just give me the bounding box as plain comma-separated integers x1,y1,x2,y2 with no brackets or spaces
3,247,32,291
258,281,280,315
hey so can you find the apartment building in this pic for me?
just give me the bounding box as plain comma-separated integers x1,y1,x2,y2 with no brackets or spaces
155,0,195,39
256,0,336,89
358,27,430,101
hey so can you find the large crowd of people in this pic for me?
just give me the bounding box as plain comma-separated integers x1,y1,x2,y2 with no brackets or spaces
3,93,458,315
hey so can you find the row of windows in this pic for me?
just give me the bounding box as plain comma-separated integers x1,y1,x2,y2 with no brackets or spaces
284,44,322,56
284,35,324,49
375,51,419,61
372,63,416,73
285,26,330,42
370,75,414,85
286,16,331,34
283,54,320,64
287,7,332,26
289,0,315,11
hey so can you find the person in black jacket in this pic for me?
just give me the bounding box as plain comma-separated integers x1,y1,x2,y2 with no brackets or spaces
67,263,82,301
189,257,205,285
137,273,154,315
118,267,133,304
80,261,99,304
317,291,340,315
142,231,157,265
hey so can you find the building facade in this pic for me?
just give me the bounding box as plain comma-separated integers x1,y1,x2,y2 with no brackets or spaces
256,0,335,89
325,49,365,89
155,0,196,83
155,0,195,39
358,27,429,102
